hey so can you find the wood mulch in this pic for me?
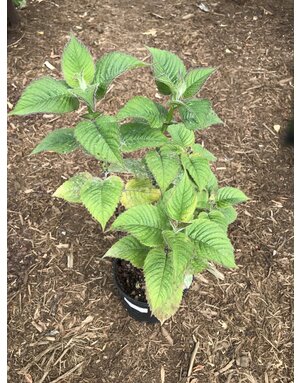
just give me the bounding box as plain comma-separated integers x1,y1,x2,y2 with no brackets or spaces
8,0,293,382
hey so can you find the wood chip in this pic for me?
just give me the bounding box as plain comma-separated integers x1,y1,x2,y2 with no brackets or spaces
44,61,56,70
142,29,157,36
161,365,165,383
161,327,174,346
182,14,194,20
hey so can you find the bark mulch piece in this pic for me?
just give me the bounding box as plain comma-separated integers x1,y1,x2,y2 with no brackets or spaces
8,0,293,382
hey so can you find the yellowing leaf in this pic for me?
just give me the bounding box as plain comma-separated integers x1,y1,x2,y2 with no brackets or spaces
121,178,161,208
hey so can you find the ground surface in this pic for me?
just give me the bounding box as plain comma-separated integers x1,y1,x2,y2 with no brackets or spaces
7,0,293,382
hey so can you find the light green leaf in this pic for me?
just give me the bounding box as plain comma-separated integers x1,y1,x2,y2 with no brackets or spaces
179,99,223,130
74,116,123,164
163,230,194,279
104,235,149,269
218,205,238,225
121,178,161,209
197,189,209,209
198,211,228,232
167,123,195,147
186,219,236,268
108,158,149,178
94,52,146,98
53,172,92,203
31,128,79,155
216,187,249,207
181,153,213,190
207,172,218,193
145,150,181,193
166,172,197,222
80,176,123,230
192,143,216,162
69,84,98,109
183,68,216,98
144,248,184,323
117,96,167,129
61,36,95,88
147,47,187,96
112,204,169,247
120,122,168,152
9,78,79,116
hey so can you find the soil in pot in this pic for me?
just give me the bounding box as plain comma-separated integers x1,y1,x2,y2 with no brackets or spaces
115,260,147,303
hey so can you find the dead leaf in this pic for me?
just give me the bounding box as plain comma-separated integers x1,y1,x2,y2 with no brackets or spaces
142,29,157,36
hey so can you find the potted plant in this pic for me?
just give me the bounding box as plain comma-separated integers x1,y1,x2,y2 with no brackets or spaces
9,36,248,324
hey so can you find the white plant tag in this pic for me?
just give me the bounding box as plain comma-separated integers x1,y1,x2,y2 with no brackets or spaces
184,274,193,289
124,297,148,313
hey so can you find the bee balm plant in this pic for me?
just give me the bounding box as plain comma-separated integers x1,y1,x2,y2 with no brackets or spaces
9,36,248,323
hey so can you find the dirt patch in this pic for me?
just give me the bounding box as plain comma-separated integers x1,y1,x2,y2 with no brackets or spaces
8,0,293,382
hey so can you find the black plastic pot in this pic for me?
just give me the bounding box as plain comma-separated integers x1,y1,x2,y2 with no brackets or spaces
112,258,159,323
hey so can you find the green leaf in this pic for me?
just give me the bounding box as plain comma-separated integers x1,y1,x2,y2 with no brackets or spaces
145,150,181,193
207,172,218,193
108,158,149,178
31,128,79,155
147,47,186,96
190,255,208,274
9,78,79,116
197,189,209,209
104,236,149,269
183,68,215,98
112,204,169,247
186,219,236,268
179,99,223,130
216,187,248,207
94,52,146,98
117,96,167,129
144,248,184,323
198,211,228,232
80,176,123,230
165,172,197,222
192,144,216,162
121,178,161,209
74,116,123,164
181,153,213,190
53,172,92,203
120,122,168,152
163,230,194,279
69,84,98,109
218,206,237,225
167,123,195,147
61,36,95,88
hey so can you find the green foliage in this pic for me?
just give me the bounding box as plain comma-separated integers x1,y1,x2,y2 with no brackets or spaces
117,96,167,129
104,236,149,269
120,122,168,152
53,172,92,203
165,171,197,222
112,204,170,247
74,116,123,164
80,176,123,230
145,150,180,193
61,36,95,88
179,99,223,130
31,128,79,155
11,37,249,323
9,78,79,115
121,178,161,208
94,52,146,98
144,248,184,323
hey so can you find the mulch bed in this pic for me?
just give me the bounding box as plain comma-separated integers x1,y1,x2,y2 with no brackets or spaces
8,0,293,382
